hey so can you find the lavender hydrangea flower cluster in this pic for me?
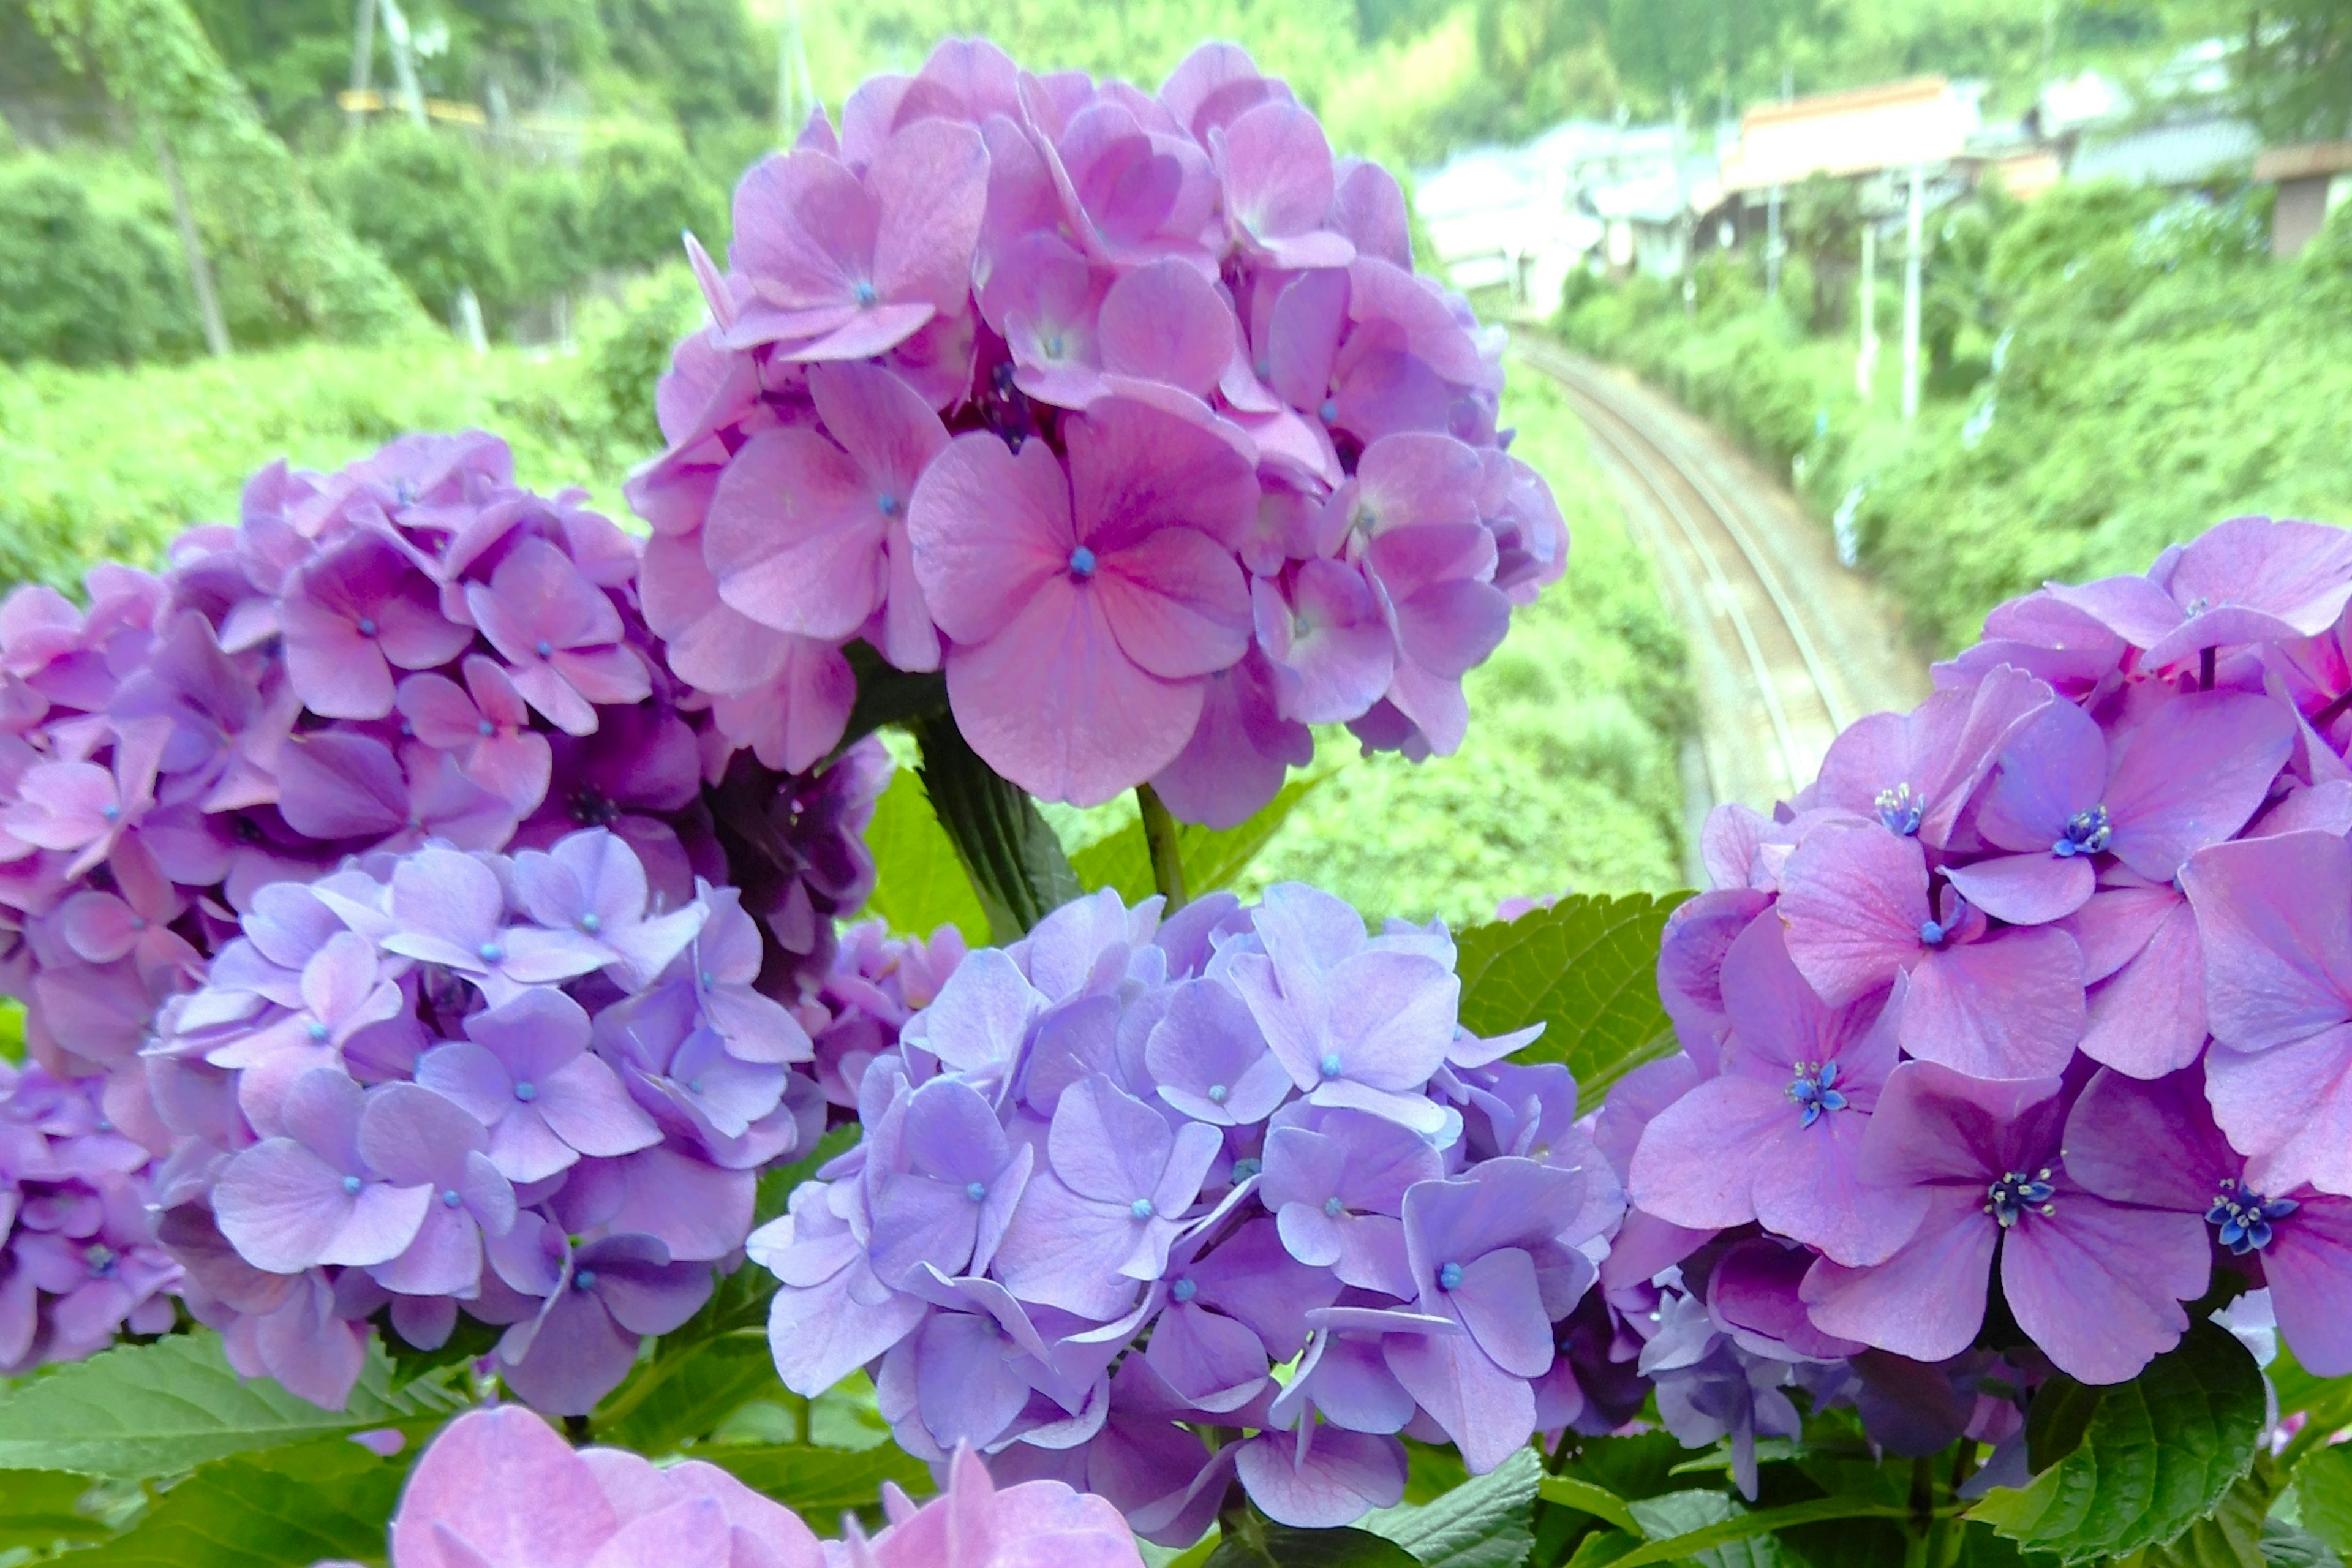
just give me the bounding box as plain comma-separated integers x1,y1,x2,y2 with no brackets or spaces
750,883,1622,1540
372,1405,1144,1568
1608,514,2352,1398
630,36,1567,823
143,826,827,1412
0,1058,181,1372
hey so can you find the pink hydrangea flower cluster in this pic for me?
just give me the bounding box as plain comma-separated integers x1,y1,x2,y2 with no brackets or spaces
1604,515,2352,1392
371,1405,1143,1568
146,828,826,1413
628,36,1566,820
0,1058,180,1372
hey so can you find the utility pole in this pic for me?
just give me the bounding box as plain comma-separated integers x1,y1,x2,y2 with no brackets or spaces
376,0,428,127
154,131,230,358
346,0,378,141
777,0,813,140
1857,216,1877,400
1901,165,1924,421
1766,65,1791,298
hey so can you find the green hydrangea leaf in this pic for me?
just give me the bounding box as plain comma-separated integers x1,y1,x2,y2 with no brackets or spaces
858,766,989,944
1205,1523,1423,1567
1968,1321,2267,1564
2298,1444,2352,1555
1368,1446,1541,1566
698,1443,932,1528
1452,892,1690,1112
0,1330,461,1479
70,1432,412,1567
0,1469,121,1553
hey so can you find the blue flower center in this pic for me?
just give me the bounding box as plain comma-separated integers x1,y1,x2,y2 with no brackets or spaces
1068,545,1098,579
478,942,504,963
514,1080,537,1102
342,1175,363,1195
1042,330,1065,358
2206,1178,2297,1254
1319,399,1338,423
1171,1277,1197,1303
477,718,496,736
573,1268,598,1291
100,804,121,821
1323,1196,1345,1217
1986,1168,2056,1228
1875,782,1923,836
1129,1198,1156,1220
579,913,601,933
1785,1060,1849,1128
686,1077,704,1093
442,1188,462,1208
308,1022,331,1044
877,494,900,517
356,617,378,638
967,1181,988,1202
1207,1084,1229,1104
84,1243,116,1275
2052,804,2113,858
1437,1261,1464,1291
853,281,879,308
1229,1158,1262,1182
1319,1053,1343,1079
535,639,554,658
1919,919,1947,947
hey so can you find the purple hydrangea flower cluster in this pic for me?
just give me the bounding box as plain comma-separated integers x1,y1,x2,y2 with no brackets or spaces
809,918,969,1109
750,883,1621,1540
1608,514,2352,1394
0,1058,181,1372
629,37,1567,821
140,827,826,1412
374,1405,1144,1568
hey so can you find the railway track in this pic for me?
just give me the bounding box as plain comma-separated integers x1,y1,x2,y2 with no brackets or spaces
1513,339,1929,870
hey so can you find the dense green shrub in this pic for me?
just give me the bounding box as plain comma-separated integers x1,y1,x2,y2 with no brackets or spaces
580,128,726,274
500,159,599,309
0,151,203,365
317,125,513,320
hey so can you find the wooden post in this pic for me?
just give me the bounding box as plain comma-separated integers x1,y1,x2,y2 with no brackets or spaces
345,0,377,140
155,132,230,358
1901,164,1924,422
1857,218,1877,399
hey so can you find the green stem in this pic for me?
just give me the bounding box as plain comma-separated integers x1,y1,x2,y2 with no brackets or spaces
913,713,1080,941
1137,783,1188,909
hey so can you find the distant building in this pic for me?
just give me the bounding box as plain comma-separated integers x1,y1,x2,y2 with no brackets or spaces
2255,141,2352,255
2068,111,2260,189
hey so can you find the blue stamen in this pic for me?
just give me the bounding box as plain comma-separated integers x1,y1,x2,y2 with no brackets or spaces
100,804,121,822
1172,1278,1197,1303
1319,399,1338,423
967,1181,988,1202
1874,782,1923,836
442,1189,462,1208
1436,1261,1464,1291
1230,1158,1262,1182
477,718,496,736
1042,330,1065,358
1324,1196,1345,1217
342,1175,363,1194
573,1269,598,1291
1985,1168,2056,1228
580,913,601,933
1920,919,1946,946
535,639,554,658
356,617,379,638
1129,1198,1156,1220
1068,545,1098,579
308,1022,331,1044
1207,1084,1229,1104
478,941,504,963
878,494,900,516
853,281,879,307
2206,1178,2298,1254
1785,1060,1850,1128
84,1243,116,1274
1319,1053,1343,1079
514,1080,538,1102
2051,804,2113,858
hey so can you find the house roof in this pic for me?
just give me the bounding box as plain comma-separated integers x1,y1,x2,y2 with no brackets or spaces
2254,141,2352,183
1719,75,1978,192
2071,113,2259,187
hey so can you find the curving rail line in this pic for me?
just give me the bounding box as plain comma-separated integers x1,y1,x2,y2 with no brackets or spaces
1513,340,1926,859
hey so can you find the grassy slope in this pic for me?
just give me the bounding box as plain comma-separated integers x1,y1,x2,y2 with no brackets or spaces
1242,369,1695,925
1562,214,2352,655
